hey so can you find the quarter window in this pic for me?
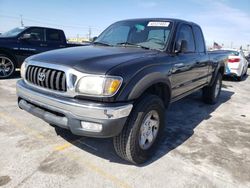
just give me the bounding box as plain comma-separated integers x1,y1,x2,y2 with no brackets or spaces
46,29,62,42
193,26,205,53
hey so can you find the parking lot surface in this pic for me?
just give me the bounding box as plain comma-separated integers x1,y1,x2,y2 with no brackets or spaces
0,72,250,188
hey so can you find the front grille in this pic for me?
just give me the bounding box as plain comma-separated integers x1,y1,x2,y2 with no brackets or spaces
25,65,67,92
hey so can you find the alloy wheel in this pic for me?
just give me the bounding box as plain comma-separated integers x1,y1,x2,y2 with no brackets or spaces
0,56,15,78
139,110,160,150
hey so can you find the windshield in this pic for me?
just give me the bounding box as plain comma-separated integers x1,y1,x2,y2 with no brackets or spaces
95,20,173,50
229,51,239,56
0,27,27,37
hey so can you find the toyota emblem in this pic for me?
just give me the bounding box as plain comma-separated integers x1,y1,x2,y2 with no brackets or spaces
38,72,46,82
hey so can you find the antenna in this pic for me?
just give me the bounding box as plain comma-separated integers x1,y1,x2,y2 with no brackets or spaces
20,15,24,27
88,27,92,40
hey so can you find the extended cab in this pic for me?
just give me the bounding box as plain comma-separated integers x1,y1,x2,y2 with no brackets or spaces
0,26,83,78
16,19,228,164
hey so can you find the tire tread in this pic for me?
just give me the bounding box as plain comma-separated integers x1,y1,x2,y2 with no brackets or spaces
113,94,165,164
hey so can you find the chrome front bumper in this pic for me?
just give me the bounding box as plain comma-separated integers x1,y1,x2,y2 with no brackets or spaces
16,80,133,137
17,80,133,120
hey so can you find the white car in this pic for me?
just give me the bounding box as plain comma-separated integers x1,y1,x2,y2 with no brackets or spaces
224,49,248,81
243,50,250,67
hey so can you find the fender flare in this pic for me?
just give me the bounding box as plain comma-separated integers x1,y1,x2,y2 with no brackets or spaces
209,62,225,86
126,72,172,101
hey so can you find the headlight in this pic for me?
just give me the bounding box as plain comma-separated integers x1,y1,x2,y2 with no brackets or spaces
20,61,27,79
76,76,122,97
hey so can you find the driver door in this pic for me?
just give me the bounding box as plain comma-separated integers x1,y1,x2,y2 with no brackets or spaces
18,27,47,63
171,24,199,98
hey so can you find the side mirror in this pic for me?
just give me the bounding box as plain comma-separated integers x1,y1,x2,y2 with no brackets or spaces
175,40,188,53
20,33,31,40
92,36,97,42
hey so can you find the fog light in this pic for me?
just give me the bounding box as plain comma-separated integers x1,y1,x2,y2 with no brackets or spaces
81,121,102,132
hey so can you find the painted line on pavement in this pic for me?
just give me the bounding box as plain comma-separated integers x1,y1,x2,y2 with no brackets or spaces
0,111,131,188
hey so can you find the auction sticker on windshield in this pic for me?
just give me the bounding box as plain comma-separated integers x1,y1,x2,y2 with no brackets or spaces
147,21,170,27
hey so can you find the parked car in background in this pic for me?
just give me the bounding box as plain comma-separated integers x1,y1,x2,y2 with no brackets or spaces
17,18,229,164
243,50,250,57
247,55,250,67
0,26,83,78
243,50,250,66
224,49,248,80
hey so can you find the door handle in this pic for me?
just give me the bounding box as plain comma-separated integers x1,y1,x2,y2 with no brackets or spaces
40,44,47,47
59,45,66,48
174,63,185,68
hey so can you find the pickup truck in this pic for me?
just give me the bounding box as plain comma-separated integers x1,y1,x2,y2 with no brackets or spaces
16,18,229,164
0,26,83,78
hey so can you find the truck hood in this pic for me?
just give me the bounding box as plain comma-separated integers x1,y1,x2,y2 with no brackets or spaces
29,45,157,74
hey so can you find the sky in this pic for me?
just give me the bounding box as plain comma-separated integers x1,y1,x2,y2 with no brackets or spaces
0,0,249,49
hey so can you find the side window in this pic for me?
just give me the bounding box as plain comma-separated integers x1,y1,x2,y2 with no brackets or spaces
193,26,205,53
23,28,45,41
176,24,195,53
46,29,62,42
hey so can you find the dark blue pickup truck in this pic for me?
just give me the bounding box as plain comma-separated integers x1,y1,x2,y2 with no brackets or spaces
0,26,82,78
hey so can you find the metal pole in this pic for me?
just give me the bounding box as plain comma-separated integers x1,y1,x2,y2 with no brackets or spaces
88,27,92,40
20,15,24,27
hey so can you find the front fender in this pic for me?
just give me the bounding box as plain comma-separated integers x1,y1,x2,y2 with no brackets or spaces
117,66,172,101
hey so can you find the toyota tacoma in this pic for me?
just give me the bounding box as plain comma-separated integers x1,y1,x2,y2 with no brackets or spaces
16,18,229,164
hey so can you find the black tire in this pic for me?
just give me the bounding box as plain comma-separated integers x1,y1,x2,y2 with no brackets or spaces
202,73,222,104
237,64,248,81
0,54,16,79
237,67,246,81
113,94,165,164
243,66,248,76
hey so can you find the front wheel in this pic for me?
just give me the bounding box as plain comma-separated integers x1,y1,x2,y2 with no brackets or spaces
202,73,222,104
113,95,165,164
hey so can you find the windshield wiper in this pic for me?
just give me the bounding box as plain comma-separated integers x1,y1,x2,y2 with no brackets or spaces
92,41,112,46
116,42,150,50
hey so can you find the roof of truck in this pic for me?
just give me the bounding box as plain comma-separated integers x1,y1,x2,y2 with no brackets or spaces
118,18,198,26
24,26,64,31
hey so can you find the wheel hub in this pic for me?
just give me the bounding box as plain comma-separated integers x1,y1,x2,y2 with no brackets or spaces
0,57,14,78
139,110,160,150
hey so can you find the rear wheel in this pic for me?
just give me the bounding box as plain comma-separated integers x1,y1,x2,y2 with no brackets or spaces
0,55,16,79
113,94,165,164
237,66,247,81
202,73,222,104
243,65,248,76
